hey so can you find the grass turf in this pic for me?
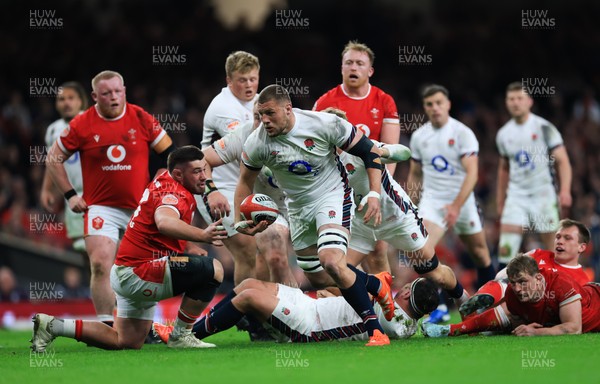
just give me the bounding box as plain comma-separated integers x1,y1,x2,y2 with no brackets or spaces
2,315,598,384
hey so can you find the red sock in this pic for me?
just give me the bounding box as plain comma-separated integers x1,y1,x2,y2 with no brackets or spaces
450,308,502,336
475,280,504,305
75,319,83,341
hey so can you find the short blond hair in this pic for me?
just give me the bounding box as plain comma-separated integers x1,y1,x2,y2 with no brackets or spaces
341,40,375,65
91,70,124,92
225,51,260,78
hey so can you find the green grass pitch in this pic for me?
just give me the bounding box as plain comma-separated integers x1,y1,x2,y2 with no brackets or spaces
2,315,598,384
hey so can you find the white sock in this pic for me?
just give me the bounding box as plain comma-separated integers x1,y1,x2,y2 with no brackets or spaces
171,318,192,338
49,318,76,338
97,314,114,323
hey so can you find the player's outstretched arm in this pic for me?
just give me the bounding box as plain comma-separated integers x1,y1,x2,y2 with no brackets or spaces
154,206,226,245
45,142,87,213
512,299,582,336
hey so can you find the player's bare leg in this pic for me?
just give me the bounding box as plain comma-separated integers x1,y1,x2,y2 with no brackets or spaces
256,223,296,285
84,235,117,322
459,232,495,288
423,219,446,247
310,224,389,345
255,252,270,281
31,314,150,351
346,247,368,268
364,240,392,274
223,233,257,285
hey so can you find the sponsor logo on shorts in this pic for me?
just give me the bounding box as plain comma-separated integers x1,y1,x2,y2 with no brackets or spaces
329,210,336,219
411,232,418,241
92,216,104,230
282,307,290,316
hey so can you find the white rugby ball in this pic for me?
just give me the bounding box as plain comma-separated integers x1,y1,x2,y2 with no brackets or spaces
240,193,279,225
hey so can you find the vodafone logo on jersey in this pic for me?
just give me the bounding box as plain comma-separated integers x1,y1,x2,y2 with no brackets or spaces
107,145,126,163
102,145,132,171
356,124,371,138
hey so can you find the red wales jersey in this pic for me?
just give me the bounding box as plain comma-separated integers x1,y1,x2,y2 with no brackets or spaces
528,249,590,286
313,84,399,140
58,103,166,209
506,268,600,333
115,171,196,282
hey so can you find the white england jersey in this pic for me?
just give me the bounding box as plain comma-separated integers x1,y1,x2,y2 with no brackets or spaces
410,117,479,200
45,118,83,194
212,121,287,214
201,87,256,193
338,141,414,223
45,118,84,239
496,113,563,197
242,109,353,207
269,287,417,342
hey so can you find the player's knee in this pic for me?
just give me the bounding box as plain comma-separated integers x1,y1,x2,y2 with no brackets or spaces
89,259,109,277
236,278,262,292
234,288,260,311
320,254,344,280
212,258,224,283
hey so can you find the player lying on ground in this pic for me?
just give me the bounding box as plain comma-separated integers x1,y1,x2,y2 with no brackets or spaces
421,254,600,337
153,275,438,343
31,146,228,351
457,218,591,319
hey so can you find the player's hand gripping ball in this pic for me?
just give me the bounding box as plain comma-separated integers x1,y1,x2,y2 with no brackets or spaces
240,194,279,225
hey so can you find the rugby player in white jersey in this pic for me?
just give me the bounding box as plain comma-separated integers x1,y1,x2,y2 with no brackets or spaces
153,276,438,344
197,51,260,285
233,84,391,346
41,82,89,252
408,85,494,321
202,102,296,285
496,82,572,269
320,108,469,321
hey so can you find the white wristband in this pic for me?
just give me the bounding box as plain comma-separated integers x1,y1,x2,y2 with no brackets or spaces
234,221,250,232
359,191,381,207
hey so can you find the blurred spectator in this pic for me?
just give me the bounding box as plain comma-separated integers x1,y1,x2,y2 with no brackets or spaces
57,266,90,300
0,266,28,302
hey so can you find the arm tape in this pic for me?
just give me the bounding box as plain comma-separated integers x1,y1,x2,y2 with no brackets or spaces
347,135,382,170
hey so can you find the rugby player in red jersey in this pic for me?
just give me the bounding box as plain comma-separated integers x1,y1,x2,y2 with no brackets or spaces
422,254,600,337
32,146,227,350
45,71,175,324
313,41,400,276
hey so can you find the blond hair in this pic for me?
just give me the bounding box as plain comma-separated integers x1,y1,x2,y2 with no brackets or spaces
225,51,260,78
91,70,124,92
342,41,375,65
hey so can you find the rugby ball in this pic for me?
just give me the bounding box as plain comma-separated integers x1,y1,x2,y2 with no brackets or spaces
240,193,279,225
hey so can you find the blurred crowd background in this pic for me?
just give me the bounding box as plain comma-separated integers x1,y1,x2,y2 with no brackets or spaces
1,0,599,302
